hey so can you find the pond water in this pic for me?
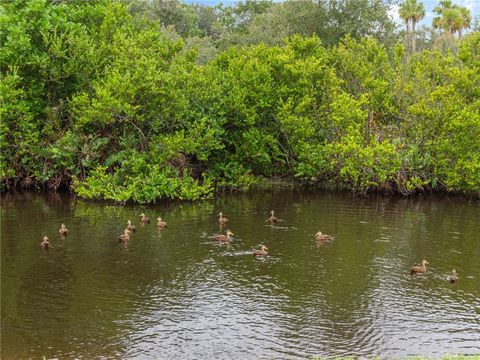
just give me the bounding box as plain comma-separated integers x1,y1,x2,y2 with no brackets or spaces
1,191,479,359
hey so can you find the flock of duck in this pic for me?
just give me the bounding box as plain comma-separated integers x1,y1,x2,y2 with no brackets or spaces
39,210,459,284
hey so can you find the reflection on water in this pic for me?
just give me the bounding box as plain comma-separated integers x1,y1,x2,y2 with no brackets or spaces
1,191,479,359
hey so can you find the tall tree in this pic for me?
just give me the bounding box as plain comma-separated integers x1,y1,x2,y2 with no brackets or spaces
457,6,472,37
219,0,398,48
399,0,425,52
433,0,471,37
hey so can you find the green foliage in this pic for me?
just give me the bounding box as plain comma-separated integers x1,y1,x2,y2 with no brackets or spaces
1,1,479,201
74,163,213,203
459,31,480,68
399,0,426,52
215,0,398,49
335,36,397,128
433,0,471,36
394,39,480,193
125,0,201,37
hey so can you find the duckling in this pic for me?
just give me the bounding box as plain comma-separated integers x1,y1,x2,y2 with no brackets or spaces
410,259,429,275
140,213,150,224
58,223,68,237
156,217,167,228
118,229,130,243
41,235,51,250
218,212,228,224
265,210,277,223
448,269,458,284
315,231,333,242
212,230,234,242
127,220,136,232
253,245,268,257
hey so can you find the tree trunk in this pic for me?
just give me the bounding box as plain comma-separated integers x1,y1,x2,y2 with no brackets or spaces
366,107,373,142
412,20,416,52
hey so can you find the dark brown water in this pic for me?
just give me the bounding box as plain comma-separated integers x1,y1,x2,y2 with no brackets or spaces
1,191,479,359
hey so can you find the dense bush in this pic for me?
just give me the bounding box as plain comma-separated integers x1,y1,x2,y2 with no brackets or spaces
1,0,479,202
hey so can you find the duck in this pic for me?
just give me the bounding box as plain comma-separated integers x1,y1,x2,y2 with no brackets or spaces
448,269,458,284
41,235,51,250
118,229,130,242
58,223,68,237
127,220,136,232
315,231,333,242
218,212,228,224
156,217,167,228
212,230,234,242
253,245,268,257
410,259,429,275
265,210,277,223
140,213,150,224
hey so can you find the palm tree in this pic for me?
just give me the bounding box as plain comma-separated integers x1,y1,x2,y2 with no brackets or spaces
433,0,471,37
399,0,425,52
457,7,471,37
433,0,450,34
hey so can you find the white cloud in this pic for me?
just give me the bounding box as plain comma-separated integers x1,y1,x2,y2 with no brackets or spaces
388,5,401,24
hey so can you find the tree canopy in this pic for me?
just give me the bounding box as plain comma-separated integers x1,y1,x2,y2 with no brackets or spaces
1,0,479,201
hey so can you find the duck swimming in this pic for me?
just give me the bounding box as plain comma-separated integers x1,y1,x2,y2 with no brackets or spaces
315,231,333,242
156,217,167,228
127,220,136,232
448,269,458,284
41,236,50,250
212,230,234,242
410,259,429,275
140,213,150,224
118,229,130,242
58,224,68,237
265,210,277,223
253,245,268,257
218,212,228,224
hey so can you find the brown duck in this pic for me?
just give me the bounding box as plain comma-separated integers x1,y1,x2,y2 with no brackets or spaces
58,224,68,237
410,259,429,275
265,210,278,223
127,220,136,232
253,245,268,257
118,229,131,242
213,230,234,242
41,235,51,250
218,212,228,224
156,217,167,228
315,231,333,242
140,213,150,224
448,269,458,284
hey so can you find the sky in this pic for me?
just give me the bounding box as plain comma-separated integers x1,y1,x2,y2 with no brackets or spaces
390,0,479,27
183,0,480,28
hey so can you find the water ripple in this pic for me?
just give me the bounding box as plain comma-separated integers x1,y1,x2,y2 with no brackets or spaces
2,192,480,359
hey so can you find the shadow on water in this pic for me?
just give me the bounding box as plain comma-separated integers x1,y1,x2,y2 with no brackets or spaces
1,191,479,359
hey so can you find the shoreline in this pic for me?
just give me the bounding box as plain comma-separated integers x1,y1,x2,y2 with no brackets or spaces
2,177,478,204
